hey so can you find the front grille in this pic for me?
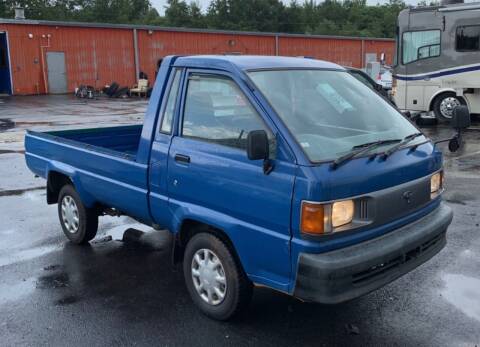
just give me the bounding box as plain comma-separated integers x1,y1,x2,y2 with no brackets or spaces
359,199,369,220
351,232,444,286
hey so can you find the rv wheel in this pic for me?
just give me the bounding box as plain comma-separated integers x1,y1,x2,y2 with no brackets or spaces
433,92,466,122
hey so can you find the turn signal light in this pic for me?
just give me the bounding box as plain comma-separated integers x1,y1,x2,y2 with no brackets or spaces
301,199,355,235
300,203,325,234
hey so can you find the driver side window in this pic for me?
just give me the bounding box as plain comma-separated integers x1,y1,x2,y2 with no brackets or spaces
182,74,274,154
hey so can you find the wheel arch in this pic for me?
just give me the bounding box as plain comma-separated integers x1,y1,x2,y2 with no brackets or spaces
47,171,72,204
428,88,470,112
46,163,96,207
172,218,244,275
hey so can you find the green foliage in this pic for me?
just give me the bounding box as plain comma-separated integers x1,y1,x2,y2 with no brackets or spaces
1,0,408,38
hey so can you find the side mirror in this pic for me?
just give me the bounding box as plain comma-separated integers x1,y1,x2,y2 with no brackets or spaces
451,105,471,129
247,130,274,174
247,130,269,161
436,105,470,152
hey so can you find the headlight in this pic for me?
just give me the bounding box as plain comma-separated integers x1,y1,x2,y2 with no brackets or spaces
431,171,444,198
301,199,354,235
331,200,355,228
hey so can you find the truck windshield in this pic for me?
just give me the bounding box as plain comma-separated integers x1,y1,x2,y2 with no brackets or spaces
247,69,425,162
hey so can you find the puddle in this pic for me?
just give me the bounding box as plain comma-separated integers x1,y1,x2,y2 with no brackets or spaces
0,118,15,132
14,121,56,127
456,155,480,172
0,149,24,155
43,264,61,271
0,186,45,197
445,199,467,206
441,273,480,322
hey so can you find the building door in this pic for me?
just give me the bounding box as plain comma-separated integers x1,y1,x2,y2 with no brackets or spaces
0,32,12,95
46,52,67,94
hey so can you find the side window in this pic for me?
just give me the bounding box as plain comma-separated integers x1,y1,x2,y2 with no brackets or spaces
456,25,480,51
182,74,273,152
349,71,374,90
160,69,181,133
402,30,440,64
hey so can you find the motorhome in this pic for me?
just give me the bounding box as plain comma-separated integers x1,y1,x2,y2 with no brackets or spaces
392,0,480,120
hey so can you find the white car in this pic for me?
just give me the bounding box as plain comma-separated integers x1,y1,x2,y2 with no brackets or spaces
377,68,392,90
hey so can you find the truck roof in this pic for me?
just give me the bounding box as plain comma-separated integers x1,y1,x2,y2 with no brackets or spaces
173,55,344,71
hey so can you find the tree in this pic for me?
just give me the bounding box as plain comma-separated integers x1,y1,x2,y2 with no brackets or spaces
165,0,190,26
2,0,409,39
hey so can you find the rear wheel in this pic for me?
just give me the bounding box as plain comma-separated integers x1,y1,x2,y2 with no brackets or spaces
433,92,465,122
58,185,98,244
183,233,253,321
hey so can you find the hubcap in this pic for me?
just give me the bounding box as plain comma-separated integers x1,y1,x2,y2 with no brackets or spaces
191,249,227,306
61,195,79,234
439,97,461,119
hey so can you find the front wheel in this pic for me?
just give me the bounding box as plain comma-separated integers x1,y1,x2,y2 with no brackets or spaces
433,92,465,122
58,185,98,244
183,233,253,321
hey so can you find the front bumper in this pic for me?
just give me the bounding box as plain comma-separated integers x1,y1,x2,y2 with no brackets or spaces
293,203,453,304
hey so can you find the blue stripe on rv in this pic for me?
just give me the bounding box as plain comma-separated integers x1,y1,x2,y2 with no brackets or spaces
394,64,480,81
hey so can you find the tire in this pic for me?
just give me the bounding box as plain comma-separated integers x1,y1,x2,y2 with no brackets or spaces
57,185,98,244
432,92,466,122
183,233,253,321
106,82,119,97
113,86,129,98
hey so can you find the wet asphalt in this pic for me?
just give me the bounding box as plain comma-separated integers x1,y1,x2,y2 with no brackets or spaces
0,95,479,346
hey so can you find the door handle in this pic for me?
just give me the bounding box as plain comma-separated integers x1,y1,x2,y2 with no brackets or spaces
174,154,190,164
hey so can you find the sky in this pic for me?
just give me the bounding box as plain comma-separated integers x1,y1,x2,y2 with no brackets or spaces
151,0,424,15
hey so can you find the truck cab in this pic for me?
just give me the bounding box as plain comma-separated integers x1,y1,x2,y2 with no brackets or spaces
25,55,457,320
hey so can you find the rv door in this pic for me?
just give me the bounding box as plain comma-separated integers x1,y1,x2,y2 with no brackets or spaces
402,10,444,112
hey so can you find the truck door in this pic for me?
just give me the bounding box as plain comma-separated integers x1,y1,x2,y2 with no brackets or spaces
166,70,296,290
149,68,184,228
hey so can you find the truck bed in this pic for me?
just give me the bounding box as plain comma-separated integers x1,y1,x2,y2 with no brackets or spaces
25,124,152,223
45,125,143,160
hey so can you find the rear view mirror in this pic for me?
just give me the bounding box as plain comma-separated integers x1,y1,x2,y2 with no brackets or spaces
451,105,471,129
247,130,269,161
247,130,274,175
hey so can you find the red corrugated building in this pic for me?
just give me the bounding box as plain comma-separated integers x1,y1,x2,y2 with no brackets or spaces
0,19,394,95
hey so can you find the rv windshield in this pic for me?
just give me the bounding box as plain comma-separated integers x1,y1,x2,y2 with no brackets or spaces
248,69,425,162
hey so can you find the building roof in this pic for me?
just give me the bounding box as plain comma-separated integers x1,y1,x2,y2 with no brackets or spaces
0,18,394,42
174,55,344,71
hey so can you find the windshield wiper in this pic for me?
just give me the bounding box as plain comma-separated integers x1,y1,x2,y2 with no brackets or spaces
382,132,424,159
331,139,402,169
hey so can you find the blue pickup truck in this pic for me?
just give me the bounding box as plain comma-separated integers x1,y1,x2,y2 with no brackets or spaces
25,55,469,320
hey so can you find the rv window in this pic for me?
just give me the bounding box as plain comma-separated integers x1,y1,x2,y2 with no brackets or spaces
402,30,440,64
456,25,480,51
